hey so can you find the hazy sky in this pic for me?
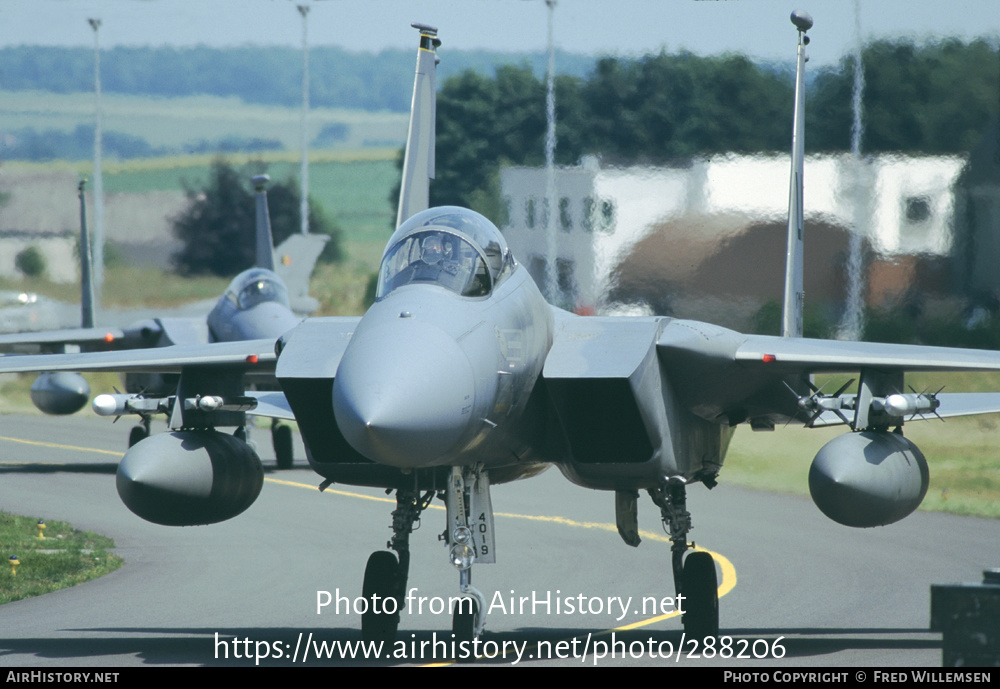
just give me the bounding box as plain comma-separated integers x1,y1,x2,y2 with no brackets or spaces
2,0,998,68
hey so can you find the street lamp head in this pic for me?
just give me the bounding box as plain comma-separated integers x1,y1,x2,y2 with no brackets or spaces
791,10,813,33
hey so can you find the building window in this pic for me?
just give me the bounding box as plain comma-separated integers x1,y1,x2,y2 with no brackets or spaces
583,197,595,233
526,198,536,229
559,197,572,232
905,196,932,224
597,199,616,233
557,258,576,298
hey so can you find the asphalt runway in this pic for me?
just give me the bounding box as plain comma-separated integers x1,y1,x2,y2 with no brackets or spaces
1,413,996,667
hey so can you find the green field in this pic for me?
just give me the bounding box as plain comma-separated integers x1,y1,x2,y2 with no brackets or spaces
0,90,407,151
100,150,401,255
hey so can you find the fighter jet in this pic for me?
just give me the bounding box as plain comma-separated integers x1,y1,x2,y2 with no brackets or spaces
0,174,323,467
3,17,1000,647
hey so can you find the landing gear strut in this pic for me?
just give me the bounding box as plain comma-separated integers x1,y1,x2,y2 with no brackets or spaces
650,481,719,639
360,488,434,644
444,466,492,647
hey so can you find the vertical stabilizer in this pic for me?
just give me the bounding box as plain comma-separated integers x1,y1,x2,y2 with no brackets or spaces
396,23,440,228
78,179,96,329
253,174,276,271
782,11,812,338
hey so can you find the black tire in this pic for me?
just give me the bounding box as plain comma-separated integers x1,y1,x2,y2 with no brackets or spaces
681,551,719,640
128,425,148,448
452,598,479,662
361,551,400,644
273,422,293,470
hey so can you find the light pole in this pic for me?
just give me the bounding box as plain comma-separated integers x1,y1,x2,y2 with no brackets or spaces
544,0,558,302
298,4,310,234
88,18,104,302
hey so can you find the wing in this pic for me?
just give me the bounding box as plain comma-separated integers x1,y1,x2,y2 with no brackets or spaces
542,312,1000,466
658,319,1000,427
0,337,277,374
0,325,131,351
0,316,212,353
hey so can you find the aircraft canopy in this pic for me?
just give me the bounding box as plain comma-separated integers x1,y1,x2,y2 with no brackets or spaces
225,269,291,310
378,207,510,299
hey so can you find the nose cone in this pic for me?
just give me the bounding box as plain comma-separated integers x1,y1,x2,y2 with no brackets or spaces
333,320,476,468
227,303,300,341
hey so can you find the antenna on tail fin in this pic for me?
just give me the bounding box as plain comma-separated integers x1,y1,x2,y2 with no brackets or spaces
253,174,276,271
78,179,95,329
782,10,812,338
396,23,440,228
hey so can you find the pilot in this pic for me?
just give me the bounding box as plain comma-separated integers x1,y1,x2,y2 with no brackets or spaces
422,234,444,265
238,279,277,309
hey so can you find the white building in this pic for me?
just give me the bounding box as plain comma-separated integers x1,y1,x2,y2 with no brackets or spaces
501,153,965,311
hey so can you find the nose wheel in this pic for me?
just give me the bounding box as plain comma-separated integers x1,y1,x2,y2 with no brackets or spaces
361,551,401,644
452,598,479,641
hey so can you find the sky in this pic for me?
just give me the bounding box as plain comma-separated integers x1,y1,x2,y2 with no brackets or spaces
1,0,998,68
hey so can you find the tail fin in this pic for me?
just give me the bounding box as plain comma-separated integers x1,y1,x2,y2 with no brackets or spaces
396,23,439,228
781,11,812,338
274,233,328,315
253,174,276,271
78,179,96,329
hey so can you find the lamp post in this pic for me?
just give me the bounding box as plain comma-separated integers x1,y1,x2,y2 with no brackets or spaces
543,0,558,302
88,18,104,302
298,4,310,234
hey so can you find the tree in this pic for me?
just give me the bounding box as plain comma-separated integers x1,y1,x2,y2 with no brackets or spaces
808,39,1000,154
15,246,46,278
432,65,585,214
172,158,342,276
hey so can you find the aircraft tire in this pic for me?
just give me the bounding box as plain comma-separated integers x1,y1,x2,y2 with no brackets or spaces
361,551,400,644
452,597,479,662
273,422,293,470
128,425,148,448
681,551,719,640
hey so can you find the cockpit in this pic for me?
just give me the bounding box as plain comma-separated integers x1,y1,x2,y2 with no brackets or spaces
225,269,291,311
377,207,512,299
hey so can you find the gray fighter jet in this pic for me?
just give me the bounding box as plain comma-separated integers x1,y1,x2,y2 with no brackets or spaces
3,17,1000,647
0,174,321,467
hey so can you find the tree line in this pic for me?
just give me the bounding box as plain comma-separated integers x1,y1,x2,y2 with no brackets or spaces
431,39,1000,211
0,45,595,112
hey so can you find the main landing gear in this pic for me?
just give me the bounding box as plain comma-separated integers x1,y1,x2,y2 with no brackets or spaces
361,488,434,644
649,480,719,640
128,417,151,448
359,466,496,656
271,420,294,469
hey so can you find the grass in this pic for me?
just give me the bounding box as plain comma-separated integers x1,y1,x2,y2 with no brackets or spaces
0,511,123,605
3,151,400,272
0,268,230,310
100,151,400,248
